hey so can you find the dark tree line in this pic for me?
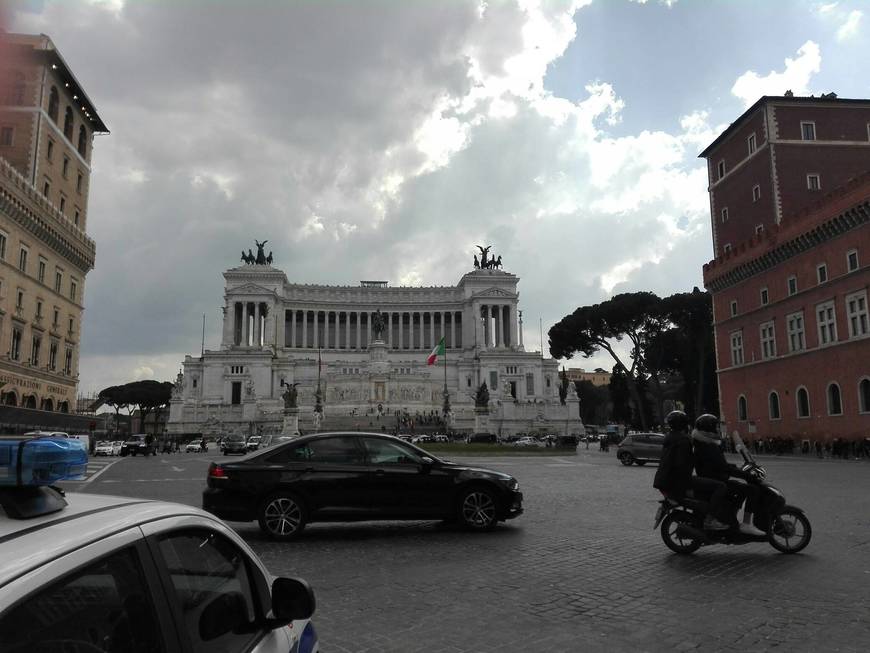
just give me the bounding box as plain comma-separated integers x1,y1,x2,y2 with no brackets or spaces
549,288,718,430
98,380,173,435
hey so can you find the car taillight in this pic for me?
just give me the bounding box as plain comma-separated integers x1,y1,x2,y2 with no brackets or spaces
208,463,227,479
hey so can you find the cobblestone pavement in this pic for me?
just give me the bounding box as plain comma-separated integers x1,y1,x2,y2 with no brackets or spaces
70,449,870,652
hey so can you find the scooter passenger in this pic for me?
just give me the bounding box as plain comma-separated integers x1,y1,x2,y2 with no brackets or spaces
653,410,730,531
692,414,765,537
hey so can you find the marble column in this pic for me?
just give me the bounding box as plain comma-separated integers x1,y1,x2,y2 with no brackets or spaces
345,312,351,350
399,313,404,350
450,311,456,349
494,305,502,347
313,311,319,349
290,310,296,348
387,312,393,348
484,305,490,348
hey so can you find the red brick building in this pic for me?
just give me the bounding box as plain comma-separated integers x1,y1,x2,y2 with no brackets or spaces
701,95,870,443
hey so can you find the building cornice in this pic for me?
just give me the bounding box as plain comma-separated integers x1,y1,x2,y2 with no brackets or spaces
0,158,95,272
705,201,868,293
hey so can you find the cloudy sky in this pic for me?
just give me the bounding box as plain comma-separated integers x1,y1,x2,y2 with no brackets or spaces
5,0,870,394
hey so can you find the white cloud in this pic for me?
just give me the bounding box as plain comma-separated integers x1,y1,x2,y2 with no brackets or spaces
731,41,821,107
836,9,863,41
817,2,839,14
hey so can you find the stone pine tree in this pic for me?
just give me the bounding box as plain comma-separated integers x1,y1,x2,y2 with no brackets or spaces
549,292,667,431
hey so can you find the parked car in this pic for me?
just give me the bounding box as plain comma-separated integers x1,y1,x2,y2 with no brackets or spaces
465,433,497,444
513,437,544,448
0,435,319,653
223,434,248,455
120,433,157,456
617,432,666,466
247,435,263,451
186,441,203,453
411,435,432,444
94,440,115,456
111,441,124,455
203,432,524,540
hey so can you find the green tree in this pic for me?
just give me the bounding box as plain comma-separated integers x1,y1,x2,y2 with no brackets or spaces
97,385,128,436
549,292,666,430
574,380,609,425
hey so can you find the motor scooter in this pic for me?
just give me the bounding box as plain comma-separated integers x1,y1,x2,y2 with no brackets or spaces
653,432,811,554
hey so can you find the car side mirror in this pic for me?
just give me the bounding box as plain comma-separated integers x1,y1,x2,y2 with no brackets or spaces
419,456,435,473
199,592,249,641
268,577,316,627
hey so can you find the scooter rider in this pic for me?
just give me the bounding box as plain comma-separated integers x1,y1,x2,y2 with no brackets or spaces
692,414,765,537
654,410,731,531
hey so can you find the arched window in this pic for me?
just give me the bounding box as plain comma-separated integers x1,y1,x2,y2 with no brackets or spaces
797,387,810,418
43,397,54,412
63,106,74,139
827,383,843,415
5,71,25,105
737,395,748,421
768,392,781,420
1,391,17,406
859,379,870,413
77,125,87,158
58,400,69,413
48,86,59,122
24,394,37,409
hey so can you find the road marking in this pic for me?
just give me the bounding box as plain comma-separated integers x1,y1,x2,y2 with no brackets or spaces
101,477,203,483
73,458,122,486
171,466,185,472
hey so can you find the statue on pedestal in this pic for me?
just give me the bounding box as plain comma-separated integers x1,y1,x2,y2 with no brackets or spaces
474,382,490,408
372,309,387,340
281,382,298,410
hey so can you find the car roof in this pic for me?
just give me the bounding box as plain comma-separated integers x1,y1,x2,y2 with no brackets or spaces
0,492,216,589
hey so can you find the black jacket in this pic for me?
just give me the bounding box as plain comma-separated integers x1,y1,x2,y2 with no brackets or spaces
693,439,749,482
653,430,694,497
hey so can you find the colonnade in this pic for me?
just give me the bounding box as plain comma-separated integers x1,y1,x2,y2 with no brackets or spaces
228,302,520,351
284,309,463,351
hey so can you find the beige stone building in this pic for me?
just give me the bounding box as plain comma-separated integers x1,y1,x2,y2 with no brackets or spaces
564,367,611,387
0,33,107,411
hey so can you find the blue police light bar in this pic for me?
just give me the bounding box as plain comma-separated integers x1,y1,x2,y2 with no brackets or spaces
0,436,88,487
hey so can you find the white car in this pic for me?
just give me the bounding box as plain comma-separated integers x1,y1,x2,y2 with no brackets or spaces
112,441,124,455
513,437,544,448
0,435,319,653
94,441,115,456
186,441,203,453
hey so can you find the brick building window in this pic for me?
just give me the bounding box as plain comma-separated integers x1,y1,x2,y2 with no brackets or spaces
827,382,842,415
42,180,50,197
231,381,242,405
723,243,732,254
816,263,827,284
817,301,837,346
0,232,6,260
801,121,815,141
37,258,46,283
737,395,748,421
796,387,810,418
720,207,729,223
48,87,59,122
78,126,88,158
76,173,83,193
760,321,776,359
526,373,534,396
752,185,761,202
747,133,756,154
0,126,12,146
847,249,859,272
787,275,798,296
18,247,27,273
55,269,62,293
59,196,65,214
787,312,805,352
62,156,69,178
846,291,868,338
755,225,764,236
63,107,74,139
730,300,738,317
46,139,54,161
30,335,41,366
768,392,781,420
717,160,725,180
760,287,768,306
64,348,73,375
859,379,870,414
730,331,744,366
807,174,820,191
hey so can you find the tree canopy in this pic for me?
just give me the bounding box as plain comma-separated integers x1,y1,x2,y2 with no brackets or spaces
98,380,173,434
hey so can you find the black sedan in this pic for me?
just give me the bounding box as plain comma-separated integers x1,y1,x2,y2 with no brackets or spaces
203,432,523,540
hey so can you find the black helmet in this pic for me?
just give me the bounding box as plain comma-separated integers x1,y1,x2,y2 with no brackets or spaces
665,410,689,432
694,414,720,435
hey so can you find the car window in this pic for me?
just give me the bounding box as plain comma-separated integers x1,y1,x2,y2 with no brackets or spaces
0,547,166,653
157,529,261,653
362,438,423,465
269,436,363,464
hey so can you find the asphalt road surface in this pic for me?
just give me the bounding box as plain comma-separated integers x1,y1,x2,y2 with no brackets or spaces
64,448,870,652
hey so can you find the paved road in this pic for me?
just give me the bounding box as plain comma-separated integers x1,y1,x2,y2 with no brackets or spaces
64,449,870,652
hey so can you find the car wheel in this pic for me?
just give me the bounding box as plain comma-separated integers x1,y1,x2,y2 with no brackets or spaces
258,492,307,540
457,486,499,531
618,452,634,466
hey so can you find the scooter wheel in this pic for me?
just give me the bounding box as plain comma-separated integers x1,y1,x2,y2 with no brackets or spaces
659,510,701,555
768,506,812,554
660,510,702,555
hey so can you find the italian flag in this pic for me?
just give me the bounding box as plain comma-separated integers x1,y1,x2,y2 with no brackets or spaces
427,336,445,366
